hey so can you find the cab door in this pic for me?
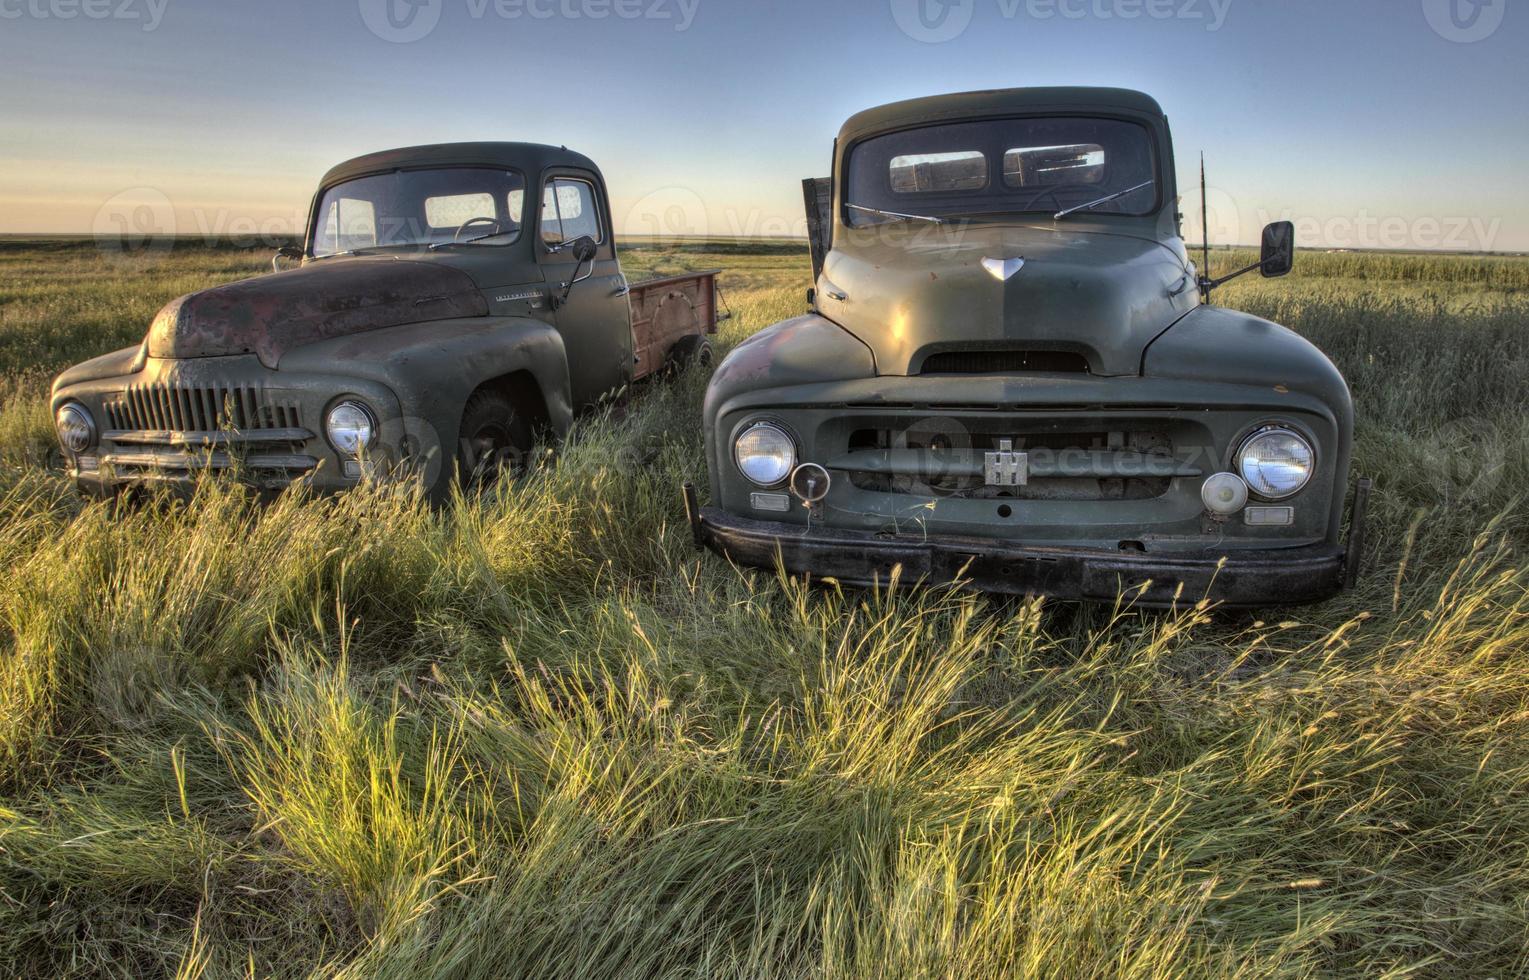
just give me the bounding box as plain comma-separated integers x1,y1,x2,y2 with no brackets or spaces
536,172,633,407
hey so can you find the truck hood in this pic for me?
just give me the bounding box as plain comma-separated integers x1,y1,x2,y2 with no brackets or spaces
817,223,1197,376
144,255,489,369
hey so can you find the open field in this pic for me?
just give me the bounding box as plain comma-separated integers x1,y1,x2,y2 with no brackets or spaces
0,239,1527,977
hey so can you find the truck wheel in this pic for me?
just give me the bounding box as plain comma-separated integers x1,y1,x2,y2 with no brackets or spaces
458,390,534,488
667,335,714,374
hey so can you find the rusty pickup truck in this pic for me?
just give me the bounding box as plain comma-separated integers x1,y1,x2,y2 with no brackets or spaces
51,142,721,498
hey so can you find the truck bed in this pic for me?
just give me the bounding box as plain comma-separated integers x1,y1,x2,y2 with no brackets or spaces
628,269,722,380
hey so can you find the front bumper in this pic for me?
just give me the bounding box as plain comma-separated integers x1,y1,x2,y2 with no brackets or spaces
684,479,1371,608
54,355,407,499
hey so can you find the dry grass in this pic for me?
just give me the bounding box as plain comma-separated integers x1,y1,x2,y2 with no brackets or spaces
0,238,1525,977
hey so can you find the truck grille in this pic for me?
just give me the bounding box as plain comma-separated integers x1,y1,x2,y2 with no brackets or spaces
837,425,1187,501
103,383,303,434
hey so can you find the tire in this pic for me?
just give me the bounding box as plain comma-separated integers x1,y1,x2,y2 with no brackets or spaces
457,390,534,489
666,334,714,375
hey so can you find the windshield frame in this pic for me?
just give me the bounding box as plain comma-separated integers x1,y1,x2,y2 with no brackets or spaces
840,113,1164,227
306,164,529,258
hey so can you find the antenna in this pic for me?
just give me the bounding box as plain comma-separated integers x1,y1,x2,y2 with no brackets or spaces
1200,152,1211,299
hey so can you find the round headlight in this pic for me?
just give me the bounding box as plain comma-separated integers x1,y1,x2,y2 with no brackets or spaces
1237,426,1314,500
55,403,96,454
734,421,796,487
325,400,375,456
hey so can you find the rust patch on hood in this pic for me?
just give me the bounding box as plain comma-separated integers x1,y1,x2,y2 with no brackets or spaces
145,256,489,368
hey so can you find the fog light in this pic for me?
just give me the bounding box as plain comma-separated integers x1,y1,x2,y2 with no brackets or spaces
1201,471,1249,517
789,462,831,504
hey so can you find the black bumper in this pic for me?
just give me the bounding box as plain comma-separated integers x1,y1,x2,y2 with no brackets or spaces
683,481,1371,609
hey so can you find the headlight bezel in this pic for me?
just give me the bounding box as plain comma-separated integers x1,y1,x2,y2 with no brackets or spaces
733,419,798,488
324,398,377,458
55,402,97,454
1234,423,1316,501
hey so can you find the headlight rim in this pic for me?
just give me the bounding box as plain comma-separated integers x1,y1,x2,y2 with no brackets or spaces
324,398,377,458
1234,423,1316,501
55,402,97,455
732,419,798,488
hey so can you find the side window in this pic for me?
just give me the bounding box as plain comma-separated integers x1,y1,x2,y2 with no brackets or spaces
540,177,602,247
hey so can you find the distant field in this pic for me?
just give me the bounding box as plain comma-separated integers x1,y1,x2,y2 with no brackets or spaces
0,239,1526,977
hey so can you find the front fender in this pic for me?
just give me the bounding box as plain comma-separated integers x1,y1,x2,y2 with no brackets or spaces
703,313,875,499
1143,304,1355,535
52,346,141,400
1142,305,1352,412
279,315,573,488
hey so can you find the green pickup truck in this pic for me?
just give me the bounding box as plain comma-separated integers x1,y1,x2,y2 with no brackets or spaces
686,87,1370,608
51,142,721,499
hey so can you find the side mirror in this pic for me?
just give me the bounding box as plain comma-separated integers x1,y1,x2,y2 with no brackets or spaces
1260,221,1295,278
271,244,303,273
553,236,600,309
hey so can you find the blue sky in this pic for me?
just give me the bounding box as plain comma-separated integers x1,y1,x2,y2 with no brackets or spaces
1,0,1523,250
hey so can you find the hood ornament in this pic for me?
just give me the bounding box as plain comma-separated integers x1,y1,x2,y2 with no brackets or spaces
981,256,1026,281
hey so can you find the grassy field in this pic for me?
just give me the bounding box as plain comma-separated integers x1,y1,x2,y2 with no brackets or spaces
0,238,1526,977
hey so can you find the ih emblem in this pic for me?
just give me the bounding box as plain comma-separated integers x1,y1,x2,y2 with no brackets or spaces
981,256,1025,281
984,438,1029,487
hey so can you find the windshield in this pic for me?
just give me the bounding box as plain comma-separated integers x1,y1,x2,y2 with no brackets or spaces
844,117,1157,226
310,167,526,256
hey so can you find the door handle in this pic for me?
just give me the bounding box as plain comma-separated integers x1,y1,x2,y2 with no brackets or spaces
613,282,630,296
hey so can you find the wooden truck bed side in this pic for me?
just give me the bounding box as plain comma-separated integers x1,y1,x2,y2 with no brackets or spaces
628,269,722,381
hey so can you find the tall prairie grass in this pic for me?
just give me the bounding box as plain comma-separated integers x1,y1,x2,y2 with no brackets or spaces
0,239,1525,977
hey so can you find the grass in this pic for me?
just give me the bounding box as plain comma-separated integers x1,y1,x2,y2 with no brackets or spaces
0,237,1526,977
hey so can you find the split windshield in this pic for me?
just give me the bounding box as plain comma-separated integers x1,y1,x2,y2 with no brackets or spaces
311,167,526,256
844,117,1157,226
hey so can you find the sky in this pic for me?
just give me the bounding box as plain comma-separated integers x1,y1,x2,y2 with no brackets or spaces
1,0,1524,251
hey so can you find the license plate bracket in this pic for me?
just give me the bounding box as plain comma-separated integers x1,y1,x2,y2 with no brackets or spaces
984,439,1029,487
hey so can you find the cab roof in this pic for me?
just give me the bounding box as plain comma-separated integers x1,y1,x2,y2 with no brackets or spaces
318,141,600,190
838,87,1167,143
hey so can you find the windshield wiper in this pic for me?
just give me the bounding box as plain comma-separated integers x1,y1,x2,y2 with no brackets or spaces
429,232,507,250
1053,180,1155,220
312,247,381,261
846,203,946,225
